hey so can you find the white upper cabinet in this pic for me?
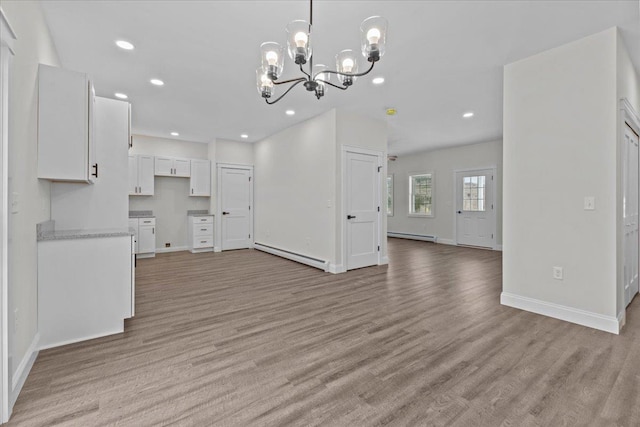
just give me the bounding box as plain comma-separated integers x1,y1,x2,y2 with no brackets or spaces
129,155,154,196
155,156,191,177
190,159,211,196
38,64,97,183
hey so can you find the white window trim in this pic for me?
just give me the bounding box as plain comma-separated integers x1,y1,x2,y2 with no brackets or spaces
387,174,394,217
408,172,435,218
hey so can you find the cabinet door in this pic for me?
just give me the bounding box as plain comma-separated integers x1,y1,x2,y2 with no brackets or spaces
37,64,92,182
138,225,155,254
154,157,173,176
138,155,155,195
174,158,191,177
128,219,139,253
190,160,211,196
128,155,138,195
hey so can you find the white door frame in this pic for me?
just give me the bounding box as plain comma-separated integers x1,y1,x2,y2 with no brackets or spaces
215,163,254,252
0,8,16,423
452,166,498,250
340,145,384,271
620,98,640,319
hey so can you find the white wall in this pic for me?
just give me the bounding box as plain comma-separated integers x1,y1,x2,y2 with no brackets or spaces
51,97,129,230
129,134,209,250
254,110,338,263
2,0,59,402
387,139,503,246
503,28,620,331
616,31,640,317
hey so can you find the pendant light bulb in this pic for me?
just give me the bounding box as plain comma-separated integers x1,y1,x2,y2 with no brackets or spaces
294,31,308,48
266,51,278,66
342,58,355,73
366,28,381,44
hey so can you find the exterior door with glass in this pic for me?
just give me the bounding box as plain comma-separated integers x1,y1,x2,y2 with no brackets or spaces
455,169,495,248
623,123,639,307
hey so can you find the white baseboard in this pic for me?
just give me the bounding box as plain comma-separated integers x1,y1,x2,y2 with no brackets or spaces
387,232,437,243
379,256,389,265
328,264,346,274
155,246,188,254
618,310,626,330
10,333,39,412
438,238,455,245
213,246,222,253
494,245,503,251
500,292,621,334
39,324,124,351
136,253,155,259
254,243,329,272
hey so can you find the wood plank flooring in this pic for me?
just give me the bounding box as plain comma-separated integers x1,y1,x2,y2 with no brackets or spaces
8,238,640,426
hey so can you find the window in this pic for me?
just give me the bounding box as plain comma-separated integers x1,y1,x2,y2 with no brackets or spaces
462,175,486,211
387,174,394,216
409,173,433,216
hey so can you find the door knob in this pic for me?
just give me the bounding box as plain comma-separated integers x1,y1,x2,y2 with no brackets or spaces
347,215,356,219
222,211,230,215
457,211,462,214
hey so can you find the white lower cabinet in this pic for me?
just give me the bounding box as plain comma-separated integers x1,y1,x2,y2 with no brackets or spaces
38,236,133,349
129,217,156,257
188,215,214,252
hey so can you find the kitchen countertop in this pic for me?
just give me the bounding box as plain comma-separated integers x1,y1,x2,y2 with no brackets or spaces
187,210,213,217
38,227,134,242
129,210,154,218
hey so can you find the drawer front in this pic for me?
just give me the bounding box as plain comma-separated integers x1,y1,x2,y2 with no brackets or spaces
191,216,213,225
193,237,213,249
139,218,156,226
193,224,213,237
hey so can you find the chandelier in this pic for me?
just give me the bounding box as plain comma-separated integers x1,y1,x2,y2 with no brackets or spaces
256,0,388,104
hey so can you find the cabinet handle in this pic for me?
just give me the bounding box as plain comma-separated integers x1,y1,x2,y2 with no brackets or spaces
92,163,98,178
152,227,155,234
191,188,194,194
201,228,207,231
201,241,207,243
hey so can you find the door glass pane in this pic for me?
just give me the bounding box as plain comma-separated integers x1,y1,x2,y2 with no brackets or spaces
462,175,486,212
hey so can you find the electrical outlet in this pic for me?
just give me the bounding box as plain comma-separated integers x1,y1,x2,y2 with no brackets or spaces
553,266,564,280
165,243,171,247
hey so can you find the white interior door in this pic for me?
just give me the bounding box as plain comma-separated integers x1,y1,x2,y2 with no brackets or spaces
455,169,495,248
220,166,252,251
623,123,639,307
346,151,380,270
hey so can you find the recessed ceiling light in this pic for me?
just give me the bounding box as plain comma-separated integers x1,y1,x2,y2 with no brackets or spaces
463,112,474,118
240,134,249,139
285,110,295,116
150,79,164,86
115,40,135,50
372,77,385,85
114,93,128,99
170,132,179,136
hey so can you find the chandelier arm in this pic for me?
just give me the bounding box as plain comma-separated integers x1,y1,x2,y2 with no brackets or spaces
265,79,306,105
318,61,376,80
273,77,307,86
322,80,349,91
299,63,312,80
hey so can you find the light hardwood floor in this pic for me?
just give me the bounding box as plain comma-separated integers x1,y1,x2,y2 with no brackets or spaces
8,238,640,426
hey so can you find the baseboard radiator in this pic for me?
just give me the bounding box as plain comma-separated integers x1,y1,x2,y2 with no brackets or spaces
254,243,329,272
387,232,437,243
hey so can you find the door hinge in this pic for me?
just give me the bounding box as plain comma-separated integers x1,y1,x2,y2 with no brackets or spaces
377,166,382,172
249,234,251,238
492,175,494,181
377,206,380,212
491,204,494,209
249,205,251,210
249,177,251,182
491,233,494,239
377,245,380,251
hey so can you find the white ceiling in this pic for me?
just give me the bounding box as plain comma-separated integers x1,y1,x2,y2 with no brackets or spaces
40,0,640,155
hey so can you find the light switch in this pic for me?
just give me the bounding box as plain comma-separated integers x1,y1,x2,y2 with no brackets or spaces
584,196,595,211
